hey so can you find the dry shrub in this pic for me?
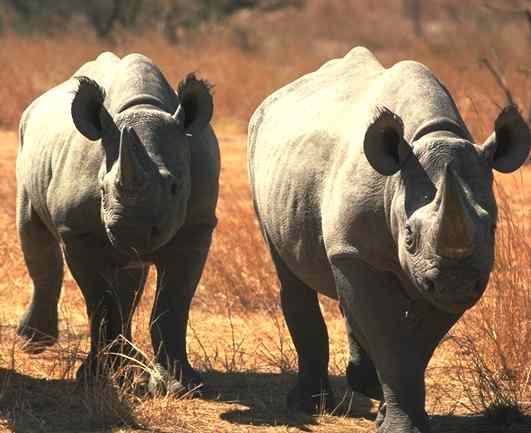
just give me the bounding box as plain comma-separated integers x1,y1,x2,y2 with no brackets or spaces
0,0,529,132
444,174,531,422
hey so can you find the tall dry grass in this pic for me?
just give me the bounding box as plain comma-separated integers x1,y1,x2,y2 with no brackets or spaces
0,1,529,431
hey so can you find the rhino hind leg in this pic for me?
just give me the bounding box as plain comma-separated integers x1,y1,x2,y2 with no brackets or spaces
16,190,63,353
269,245,335,414
345,329,382,400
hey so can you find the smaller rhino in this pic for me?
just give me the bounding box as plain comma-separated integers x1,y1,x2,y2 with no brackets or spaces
16,52,219,393
248,47,530,433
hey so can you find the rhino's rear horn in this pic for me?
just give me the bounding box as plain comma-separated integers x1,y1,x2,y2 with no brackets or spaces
117,127,147,191
434,166,474,258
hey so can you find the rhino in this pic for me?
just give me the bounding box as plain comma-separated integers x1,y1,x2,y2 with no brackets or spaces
248,46,529,432
16,51,219,393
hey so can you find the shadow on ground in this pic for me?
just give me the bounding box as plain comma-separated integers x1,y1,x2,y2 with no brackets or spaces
0,367,529,433
0,367,141,433
204,370,376,430
205,370,531,433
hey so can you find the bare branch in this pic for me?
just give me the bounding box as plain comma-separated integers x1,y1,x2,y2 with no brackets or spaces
481,57,515,107
483,0,529,17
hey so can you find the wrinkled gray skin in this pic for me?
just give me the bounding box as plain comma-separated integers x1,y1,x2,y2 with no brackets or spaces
17,52,219,393
248,47,530,432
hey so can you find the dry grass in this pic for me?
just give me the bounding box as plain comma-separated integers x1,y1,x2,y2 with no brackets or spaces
0,1,530,432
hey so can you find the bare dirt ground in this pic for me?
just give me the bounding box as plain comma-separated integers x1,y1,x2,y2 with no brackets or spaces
0,127,530,433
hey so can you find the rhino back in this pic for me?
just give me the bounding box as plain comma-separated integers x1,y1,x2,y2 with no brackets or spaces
71,51,120,88
249,47,386,296
370,59,471,142
105,54,179,115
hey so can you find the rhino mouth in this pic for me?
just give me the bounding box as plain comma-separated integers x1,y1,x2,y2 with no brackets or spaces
105,227,133,254
415,275,483,314
105,226,149,256
425,294,477,314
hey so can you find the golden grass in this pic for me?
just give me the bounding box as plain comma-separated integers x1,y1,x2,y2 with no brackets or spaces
0,1,530,431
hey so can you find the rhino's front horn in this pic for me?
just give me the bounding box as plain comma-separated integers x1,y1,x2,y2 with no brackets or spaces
434,166,474,258
117,127,147,191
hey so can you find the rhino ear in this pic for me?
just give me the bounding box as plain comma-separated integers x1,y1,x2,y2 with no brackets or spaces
364,107,410,176
481,105,530,173
174,73,213,135
71,76,106,141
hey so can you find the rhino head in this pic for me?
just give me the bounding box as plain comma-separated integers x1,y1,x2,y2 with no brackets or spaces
364,106,530,314
70,74,213,255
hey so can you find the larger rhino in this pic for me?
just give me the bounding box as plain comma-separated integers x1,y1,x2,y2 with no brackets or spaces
16,52,219,392
248,47,529,433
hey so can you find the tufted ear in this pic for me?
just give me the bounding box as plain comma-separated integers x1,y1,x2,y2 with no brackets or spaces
364,106,410,176
173,73,213,135
481,105,530,173
71,76,106,141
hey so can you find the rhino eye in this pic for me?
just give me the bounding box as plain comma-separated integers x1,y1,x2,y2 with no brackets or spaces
421,192,433,206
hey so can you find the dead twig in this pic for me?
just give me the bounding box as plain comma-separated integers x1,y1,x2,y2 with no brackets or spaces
481,57,515,107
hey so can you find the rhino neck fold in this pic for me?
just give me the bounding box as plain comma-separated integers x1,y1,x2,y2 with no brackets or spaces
411,117,471,144
116,94,171,114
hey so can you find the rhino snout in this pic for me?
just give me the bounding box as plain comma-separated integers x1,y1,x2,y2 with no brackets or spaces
106,223,160,253
418,267,484,313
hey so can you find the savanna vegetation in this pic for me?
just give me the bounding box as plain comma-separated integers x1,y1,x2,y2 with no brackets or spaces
0,1,529,432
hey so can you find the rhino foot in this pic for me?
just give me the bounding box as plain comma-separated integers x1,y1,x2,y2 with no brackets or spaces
375,401,386,427
147,363,206,398
377,424,426,433
286,380,336,415
17,307,58,354
376,407,430,433
346,359,382,400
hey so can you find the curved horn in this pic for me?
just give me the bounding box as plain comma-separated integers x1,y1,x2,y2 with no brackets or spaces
117,127,147,191
434,166,474,258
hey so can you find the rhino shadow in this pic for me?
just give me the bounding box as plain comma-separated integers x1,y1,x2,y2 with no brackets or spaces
205,371,531,432
429,413,531,433
203,371,376,429
0,367,148,433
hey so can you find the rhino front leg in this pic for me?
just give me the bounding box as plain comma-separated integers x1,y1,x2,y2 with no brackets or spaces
64,239,147,382
16,188,63,353
269,244,335,414
331,256,457,433
150,224,214,396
